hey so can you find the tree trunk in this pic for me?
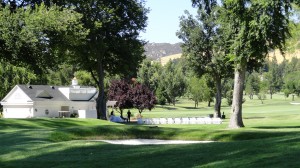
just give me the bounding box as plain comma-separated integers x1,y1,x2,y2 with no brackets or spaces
208,101,211,107
172,97,176,106
229,60,246,128
214,75,222,118
96,61,107,120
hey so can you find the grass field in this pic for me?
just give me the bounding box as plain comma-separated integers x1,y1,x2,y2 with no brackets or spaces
1,94,300,167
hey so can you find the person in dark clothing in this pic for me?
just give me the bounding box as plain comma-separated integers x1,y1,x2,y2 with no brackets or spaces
127,110,131,123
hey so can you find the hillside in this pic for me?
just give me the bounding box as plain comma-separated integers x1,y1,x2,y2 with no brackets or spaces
160,53,182,66
268,49,300,63
144,42,182,60
144,42,300,65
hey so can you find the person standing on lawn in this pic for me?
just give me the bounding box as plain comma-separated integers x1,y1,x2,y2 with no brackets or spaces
127,110,131,123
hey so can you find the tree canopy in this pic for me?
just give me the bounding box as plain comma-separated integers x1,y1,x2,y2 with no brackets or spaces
107,80,156,115
0,3,86,74
61,0,148,119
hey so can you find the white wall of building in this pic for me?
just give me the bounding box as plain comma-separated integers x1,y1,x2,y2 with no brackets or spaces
78,109,97,119
32,101,96,118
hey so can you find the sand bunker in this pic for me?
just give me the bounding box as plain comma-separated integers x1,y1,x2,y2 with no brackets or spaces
95,139,214,145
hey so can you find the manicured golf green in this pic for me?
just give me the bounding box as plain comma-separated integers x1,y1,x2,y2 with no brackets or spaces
1,94,300,167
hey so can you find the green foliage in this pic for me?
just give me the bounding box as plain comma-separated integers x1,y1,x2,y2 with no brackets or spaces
178,2,232,78
0,61,37,100
245,72,261,99
74,70,96,86
0,3,87,73
155,88,166,105
221,0,291,68
70,113,79,118
285,57,300,73
47,64,74,86
283,71,300,96
263,57,284,97
188,75,214,107
137,59,162,92
157,61,186,106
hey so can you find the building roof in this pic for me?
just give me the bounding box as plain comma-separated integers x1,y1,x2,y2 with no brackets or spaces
17,85,69,101
16,85,96,102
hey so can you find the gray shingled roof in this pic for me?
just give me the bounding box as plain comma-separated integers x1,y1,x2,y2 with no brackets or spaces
18,85,97,102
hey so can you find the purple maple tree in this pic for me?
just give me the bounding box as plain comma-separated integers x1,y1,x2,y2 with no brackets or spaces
107,80,133,117
107,80,156,115
131,84,156,114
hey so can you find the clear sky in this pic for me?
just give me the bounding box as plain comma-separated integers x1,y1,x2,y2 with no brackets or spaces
139,0,197,44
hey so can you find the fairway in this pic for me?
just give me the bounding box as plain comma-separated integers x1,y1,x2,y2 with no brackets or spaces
1,94,300,167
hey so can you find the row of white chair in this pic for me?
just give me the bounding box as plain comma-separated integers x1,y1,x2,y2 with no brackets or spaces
137,117,222,125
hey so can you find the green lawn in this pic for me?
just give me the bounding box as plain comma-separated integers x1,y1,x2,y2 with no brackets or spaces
1,94,300,167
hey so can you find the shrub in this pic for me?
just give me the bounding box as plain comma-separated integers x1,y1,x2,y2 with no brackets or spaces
70,113,79,118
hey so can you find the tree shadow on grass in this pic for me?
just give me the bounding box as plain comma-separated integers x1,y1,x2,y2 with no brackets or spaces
2,134,300,168
157,106,177,110
253,126,300,129
181,106,200,110
0,118,99,129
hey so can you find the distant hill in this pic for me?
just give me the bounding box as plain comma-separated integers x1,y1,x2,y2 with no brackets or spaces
268,49,300,63
160,53,182,66
144,42,300,66
144,43,182,60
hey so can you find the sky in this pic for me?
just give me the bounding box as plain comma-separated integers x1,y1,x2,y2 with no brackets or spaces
139,0,197,44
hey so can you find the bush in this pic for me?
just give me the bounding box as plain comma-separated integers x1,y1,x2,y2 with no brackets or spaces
0,112,3,118
156,89,166,105
70,113,79,118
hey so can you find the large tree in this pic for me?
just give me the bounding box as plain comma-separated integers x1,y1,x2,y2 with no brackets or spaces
264,57,283,99
178,0,233,117
107,80,133,117
131,83,156,114
221,0,292,128
188,75,214,108
245,72,260,100
137,59,162,92
62,0,148,120
158,60,186,106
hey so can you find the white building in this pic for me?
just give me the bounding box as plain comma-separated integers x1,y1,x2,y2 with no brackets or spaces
0,78,98,118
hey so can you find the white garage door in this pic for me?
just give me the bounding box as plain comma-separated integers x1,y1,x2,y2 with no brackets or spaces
4,108,32,118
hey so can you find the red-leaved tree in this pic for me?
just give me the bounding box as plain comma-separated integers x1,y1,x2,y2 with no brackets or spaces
107,80,156,117
131,84,156,114
107,80,133,117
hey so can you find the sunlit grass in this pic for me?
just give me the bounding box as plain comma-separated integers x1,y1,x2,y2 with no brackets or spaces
1,94,300,167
